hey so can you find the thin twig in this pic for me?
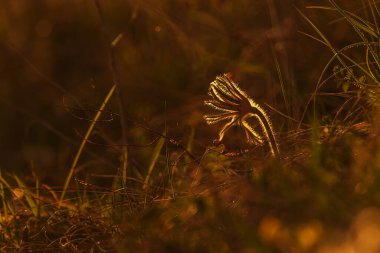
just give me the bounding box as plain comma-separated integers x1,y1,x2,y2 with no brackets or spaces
94,0,129,187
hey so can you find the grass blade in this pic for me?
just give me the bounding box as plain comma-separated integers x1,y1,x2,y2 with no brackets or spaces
329,0,380,69
13,175,38,217
0,170,9,222
60,84,117,202
143,133,165,190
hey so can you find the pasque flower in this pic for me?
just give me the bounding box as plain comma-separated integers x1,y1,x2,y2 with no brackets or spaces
204,73,280,157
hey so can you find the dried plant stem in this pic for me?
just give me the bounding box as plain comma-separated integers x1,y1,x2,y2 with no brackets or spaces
94,0,129,189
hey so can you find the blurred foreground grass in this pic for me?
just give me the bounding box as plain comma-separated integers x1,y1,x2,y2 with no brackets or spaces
1,0,380,252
